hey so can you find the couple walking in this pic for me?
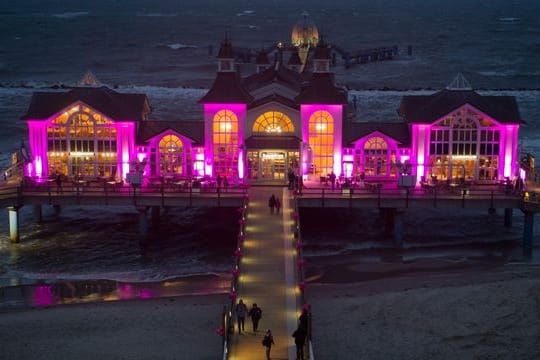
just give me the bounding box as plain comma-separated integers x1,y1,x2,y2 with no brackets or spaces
268,194,281,214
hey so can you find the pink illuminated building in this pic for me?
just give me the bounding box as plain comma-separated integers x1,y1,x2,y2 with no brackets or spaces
21,43,524,186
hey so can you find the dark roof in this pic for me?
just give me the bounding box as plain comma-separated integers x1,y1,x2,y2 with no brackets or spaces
21,86,150,121
243,62,304,92
137,120,204,145
398,89,524,124
244,136,301,150
248,94,300,110
217,38,234,59
343,122,410,147
295,73,348,104
288,50,302,65
198,72,253,104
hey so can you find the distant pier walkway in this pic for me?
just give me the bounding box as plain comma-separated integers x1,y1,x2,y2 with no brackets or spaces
228,187,298,360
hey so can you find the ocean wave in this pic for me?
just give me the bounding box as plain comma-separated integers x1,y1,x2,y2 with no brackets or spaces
158,43,198,51
236,10,255,16
136,12,177,17
51,11,89,19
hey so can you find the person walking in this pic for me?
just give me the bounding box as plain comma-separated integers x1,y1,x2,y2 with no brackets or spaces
292,326,307,360
55,171,63,194
248,303,263,333
275,197,281,214
262,329,275,360
268,194,276,214
235,299,248,334
329,171,336,191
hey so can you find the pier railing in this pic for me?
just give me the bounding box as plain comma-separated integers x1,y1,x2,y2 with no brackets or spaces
295,184,522,210
221,194,249,360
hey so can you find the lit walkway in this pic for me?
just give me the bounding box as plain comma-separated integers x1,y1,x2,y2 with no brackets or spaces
228,186,298,360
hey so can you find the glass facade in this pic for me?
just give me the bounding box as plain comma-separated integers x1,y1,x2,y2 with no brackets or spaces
429,109,500,180
158,134,184,176
308,110,334,177
47,105,117,177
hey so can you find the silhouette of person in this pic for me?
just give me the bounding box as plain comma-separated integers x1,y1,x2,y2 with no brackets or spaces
248,303,263,332
235,299,248,334
262,329,274,360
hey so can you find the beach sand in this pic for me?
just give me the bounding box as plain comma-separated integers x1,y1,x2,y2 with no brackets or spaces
0,294,225,360
308,261,540,360
2,261,539,360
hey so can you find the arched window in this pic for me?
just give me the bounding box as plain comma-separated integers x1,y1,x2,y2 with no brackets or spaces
308,110,334,176
430,108,499,180
364,136,388,176
47,105,117,177
213,109,239,177
159,134,184,176
253,111,294,133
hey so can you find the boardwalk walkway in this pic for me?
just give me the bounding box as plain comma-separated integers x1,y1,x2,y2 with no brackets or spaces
228,187,298,360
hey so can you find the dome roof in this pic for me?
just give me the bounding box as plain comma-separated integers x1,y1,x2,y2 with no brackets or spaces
291,11,319,47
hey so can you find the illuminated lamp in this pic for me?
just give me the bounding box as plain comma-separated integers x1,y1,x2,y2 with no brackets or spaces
232,268,240,278
237,233,245,242
233,248,242,257
229,291,236,301
238,218,246,225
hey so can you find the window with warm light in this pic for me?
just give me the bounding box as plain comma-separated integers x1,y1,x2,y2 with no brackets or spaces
47,105,117,177
253,111,294,134
363,136,388,176
213,109,239,177
159,134,184,176
308,110,334,176
430,108,500,180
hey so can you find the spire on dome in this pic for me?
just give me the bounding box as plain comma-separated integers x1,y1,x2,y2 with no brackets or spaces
78,70,100,87
446,73,472,91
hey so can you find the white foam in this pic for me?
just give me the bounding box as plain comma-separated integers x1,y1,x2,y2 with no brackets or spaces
51,12,89,19
165,43,197,50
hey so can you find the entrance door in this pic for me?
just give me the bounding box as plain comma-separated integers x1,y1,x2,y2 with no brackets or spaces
261,152,285,180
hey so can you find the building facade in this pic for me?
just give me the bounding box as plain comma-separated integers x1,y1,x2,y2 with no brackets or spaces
21,43,524,186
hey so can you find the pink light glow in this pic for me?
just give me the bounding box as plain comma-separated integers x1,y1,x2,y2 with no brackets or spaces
399,155,410,163
343,154,353,162
137,153,146,162
33,285,54,307
238,148,244,179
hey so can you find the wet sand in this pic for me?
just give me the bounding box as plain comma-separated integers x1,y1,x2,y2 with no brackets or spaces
307,257,540,360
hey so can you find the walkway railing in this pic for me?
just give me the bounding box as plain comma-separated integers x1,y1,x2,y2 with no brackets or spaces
292,192,313,360
221,194,249,360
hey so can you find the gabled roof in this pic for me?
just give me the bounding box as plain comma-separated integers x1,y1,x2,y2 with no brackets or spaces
248,94,300,110
295,73,348,105
137,120,204,145
398,89,524,124
243,62,304,93
21,86,150,121
343,122,410,147
198,72,253,104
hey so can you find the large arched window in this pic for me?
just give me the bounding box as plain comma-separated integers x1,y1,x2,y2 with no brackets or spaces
253,111,294,133
47,105,117,177
364,136,388,176
429,108,499,180
213,109,239,177
159,134,183,176
308,110,334,176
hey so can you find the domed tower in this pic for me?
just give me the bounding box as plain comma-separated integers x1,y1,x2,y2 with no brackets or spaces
291,11,319,48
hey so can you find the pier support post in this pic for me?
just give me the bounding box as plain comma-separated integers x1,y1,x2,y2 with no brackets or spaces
151,206,161,229
8,206,21,243
393,209,404,249
504,208,513,227
137,206,149,236
53,204,61,216
34,204,42,223
523,211,535,258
